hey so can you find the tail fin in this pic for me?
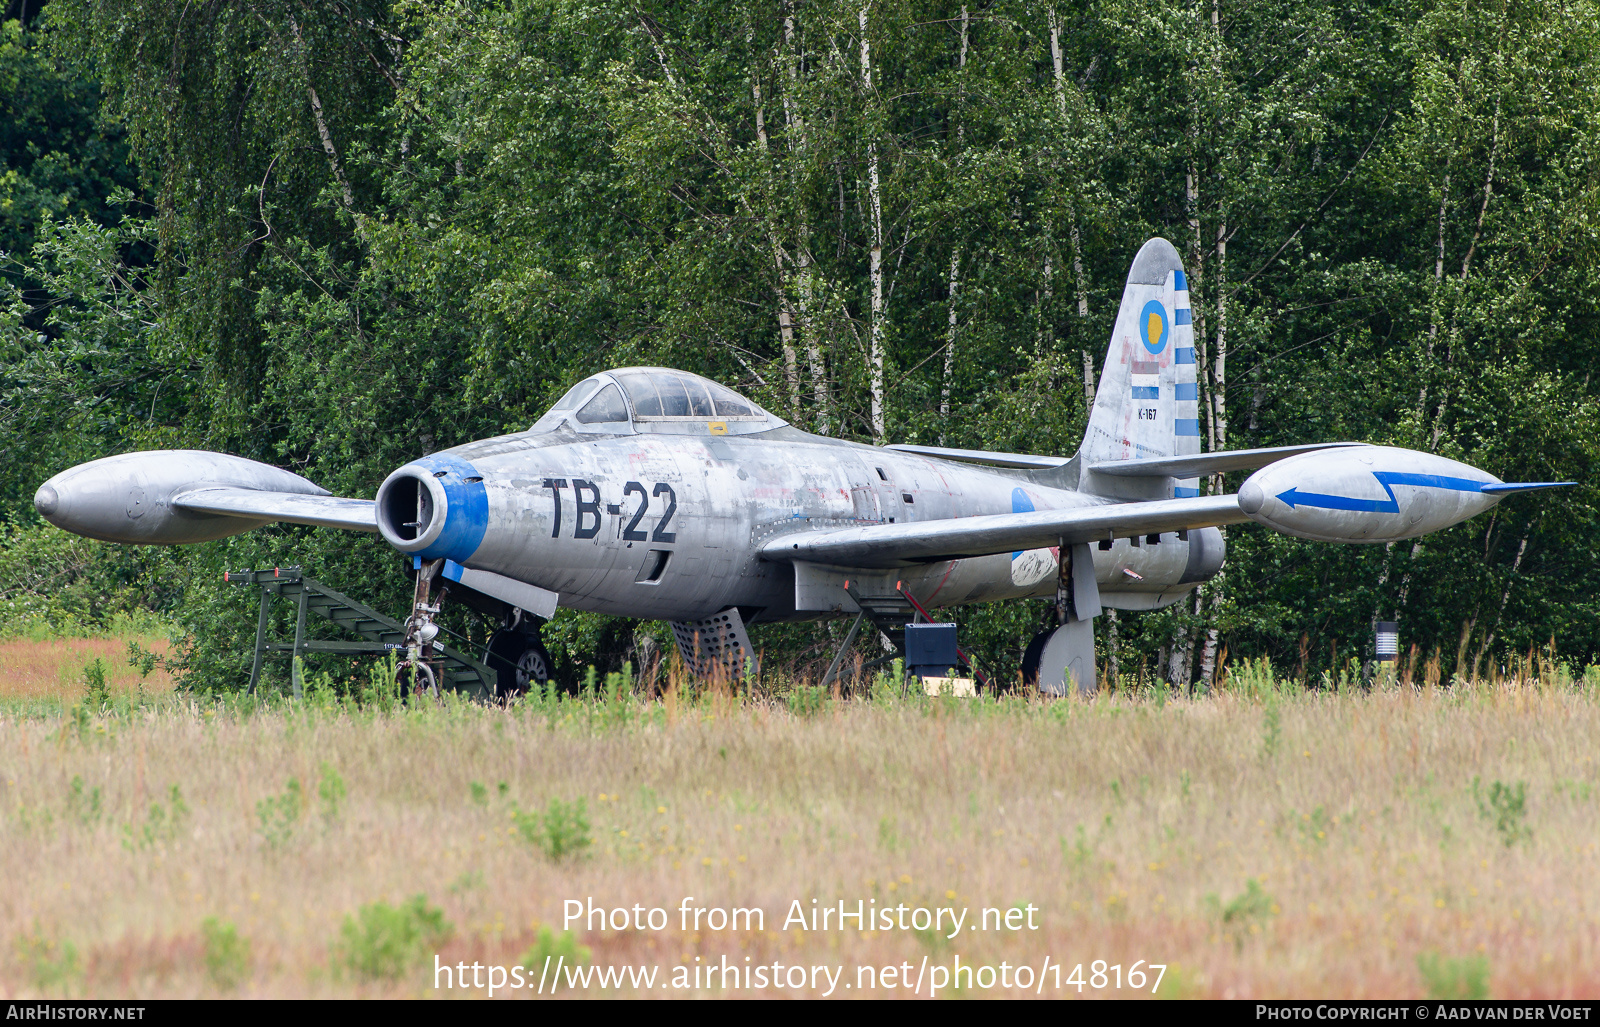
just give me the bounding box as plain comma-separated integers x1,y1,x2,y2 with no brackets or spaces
1080,237,1201,498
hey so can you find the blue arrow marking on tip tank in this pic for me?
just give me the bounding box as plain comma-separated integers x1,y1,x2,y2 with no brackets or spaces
1277,471,1493,512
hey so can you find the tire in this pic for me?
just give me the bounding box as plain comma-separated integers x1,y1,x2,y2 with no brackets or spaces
396,659,437,700
515,643,553,693
1018,628,1052,691
488,629,552,698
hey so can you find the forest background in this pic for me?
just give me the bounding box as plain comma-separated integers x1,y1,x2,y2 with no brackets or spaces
3,0,1598,692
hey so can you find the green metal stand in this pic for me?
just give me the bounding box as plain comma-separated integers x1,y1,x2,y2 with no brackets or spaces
225,567,494,698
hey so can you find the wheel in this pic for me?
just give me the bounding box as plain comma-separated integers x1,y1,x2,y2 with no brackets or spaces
1018,629,1051,691
515,643,552,693
396,659,437,700
487,629,552,698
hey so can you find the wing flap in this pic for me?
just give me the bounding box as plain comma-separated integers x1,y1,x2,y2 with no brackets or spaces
761,495,1245,568
1088,443,1363,479
172,488,378,532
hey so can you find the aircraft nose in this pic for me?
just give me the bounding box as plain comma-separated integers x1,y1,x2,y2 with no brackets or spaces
34,483,60,518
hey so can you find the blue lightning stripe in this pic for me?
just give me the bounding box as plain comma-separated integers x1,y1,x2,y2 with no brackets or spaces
1132,386,1160,399
1174,487,1200,498
1010,487,1033,559
1174,308,1192,325
1175,419,1201,436
1175,382,1198,401
1276,471,1492,512
1174,348,1195,365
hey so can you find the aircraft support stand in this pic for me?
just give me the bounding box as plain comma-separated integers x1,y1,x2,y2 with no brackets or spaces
226,567,494,697
818,608,868,692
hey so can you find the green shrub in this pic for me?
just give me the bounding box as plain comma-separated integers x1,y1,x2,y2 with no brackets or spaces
1261,700,1282,759
1417,951,1490,999
317,763,346,822
1229,657,1281,701
66,775,102,824
1473,777,1531,846
786,683,829,717
16,931,81,992
512,797,592,862
256,779,304,848
82,658,110,710
201,917,251,990
519,925,592,983
338,895,452,981
120,784,188,851
1206,879,1275,949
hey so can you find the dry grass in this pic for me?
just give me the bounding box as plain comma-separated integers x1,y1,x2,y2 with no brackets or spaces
2,662,1598,999
0,635,174,701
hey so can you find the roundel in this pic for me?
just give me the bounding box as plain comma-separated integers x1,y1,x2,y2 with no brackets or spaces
1140,300,1169,355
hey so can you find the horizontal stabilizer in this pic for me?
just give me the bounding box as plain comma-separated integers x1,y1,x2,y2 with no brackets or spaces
881,444,1068,469
1088,443,1363,479
1479,481,1577,495
761,495,1245,568
173,488,378,532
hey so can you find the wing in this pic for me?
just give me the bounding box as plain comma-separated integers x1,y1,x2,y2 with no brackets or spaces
1086,442,1363,478
172,487,378,532
760,495,1245,568
881,443,1069,469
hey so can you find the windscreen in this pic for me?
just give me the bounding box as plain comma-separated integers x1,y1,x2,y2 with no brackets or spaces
575,383,629,424
615,371,769,421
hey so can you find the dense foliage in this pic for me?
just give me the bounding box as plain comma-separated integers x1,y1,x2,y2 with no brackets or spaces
3,0,1598,689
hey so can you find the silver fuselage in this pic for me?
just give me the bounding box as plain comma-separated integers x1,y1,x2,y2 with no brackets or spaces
384,424,1220,623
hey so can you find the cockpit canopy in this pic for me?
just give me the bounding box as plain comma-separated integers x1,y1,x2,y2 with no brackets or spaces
528,367,785,437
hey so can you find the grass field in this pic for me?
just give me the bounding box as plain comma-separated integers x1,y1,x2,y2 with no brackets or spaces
0,634,174,703
2,653,1598,999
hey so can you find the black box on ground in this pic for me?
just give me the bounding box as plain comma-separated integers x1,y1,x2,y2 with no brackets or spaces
905,622,958,676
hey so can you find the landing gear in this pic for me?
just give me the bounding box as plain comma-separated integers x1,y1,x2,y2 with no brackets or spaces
1020,540,1101,696
1024,620,1097,696
1019,629,1050,692
396,659,437,699
487,612,552,699
398,558,444,700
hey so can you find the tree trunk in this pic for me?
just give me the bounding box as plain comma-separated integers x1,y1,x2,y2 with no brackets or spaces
750,65,802,416
942,248,958,439
1105,609,1119,689
1483,524,1531,652
1047,8,1091,321
290,16,355,212
781,7,829,435
941,6,969,442
860,3,886,444
1400,92,1502,615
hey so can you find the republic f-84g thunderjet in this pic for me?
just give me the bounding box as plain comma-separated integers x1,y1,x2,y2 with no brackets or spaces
33,239,1572,695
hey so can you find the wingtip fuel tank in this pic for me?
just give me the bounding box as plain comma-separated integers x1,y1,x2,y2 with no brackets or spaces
34,450,330,545
1236,445,1565,544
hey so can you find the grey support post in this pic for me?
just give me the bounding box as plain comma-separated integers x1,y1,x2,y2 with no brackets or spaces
818,609,868,691
248,588,271,695
291,587,309,700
